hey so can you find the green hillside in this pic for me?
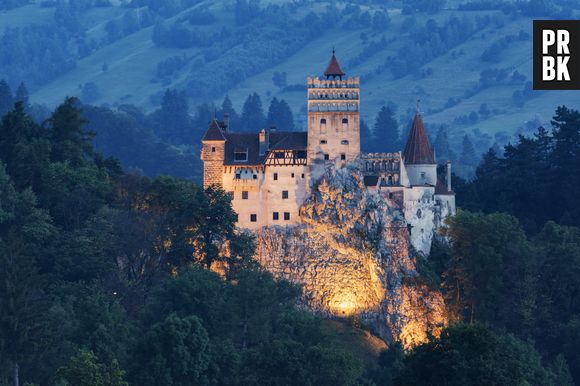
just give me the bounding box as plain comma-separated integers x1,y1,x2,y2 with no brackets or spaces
2,0,580,159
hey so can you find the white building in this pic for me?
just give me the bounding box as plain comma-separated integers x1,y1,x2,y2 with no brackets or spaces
201,52,455,254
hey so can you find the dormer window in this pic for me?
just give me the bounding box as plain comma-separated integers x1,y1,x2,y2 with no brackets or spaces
234,150,248,162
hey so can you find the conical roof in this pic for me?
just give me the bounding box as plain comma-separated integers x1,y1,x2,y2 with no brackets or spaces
403,112,436,164
202,119,226,141
324,51,345,78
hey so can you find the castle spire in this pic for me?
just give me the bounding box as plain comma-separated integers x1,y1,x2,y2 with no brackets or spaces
324,49,345,80
202,118,226,141
402,112,436,164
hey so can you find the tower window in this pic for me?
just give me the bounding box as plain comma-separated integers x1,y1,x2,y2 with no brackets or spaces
341,140,349,145
388,192,394,199
284,212,290,220
250,214,257,222
342,118,348,131
282,190,289,199
242,191,249,200
291,173,295,178
340,153,346,160
324,154,330,160
273,212,279,220
273,173,278,181
320,118,327,133
211,146,216,152
320,140,327,144
420,172,426,180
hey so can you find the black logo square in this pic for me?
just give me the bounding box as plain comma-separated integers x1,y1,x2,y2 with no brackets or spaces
533,20,580,90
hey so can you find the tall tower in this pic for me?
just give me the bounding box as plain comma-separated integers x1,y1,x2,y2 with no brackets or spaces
200,119,226,188
402,112,437,186
307,50,360,166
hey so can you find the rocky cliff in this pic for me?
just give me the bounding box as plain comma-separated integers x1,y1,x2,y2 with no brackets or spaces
254,162,446,347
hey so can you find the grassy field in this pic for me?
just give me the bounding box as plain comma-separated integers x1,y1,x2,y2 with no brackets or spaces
2,1,577,151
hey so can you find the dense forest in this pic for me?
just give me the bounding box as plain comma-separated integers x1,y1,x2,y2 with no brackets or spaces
1,88,580,385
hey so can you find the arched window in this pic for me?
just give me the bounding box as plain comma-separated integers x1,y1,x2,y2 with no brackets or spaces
342,118,348,131
320,118,327,133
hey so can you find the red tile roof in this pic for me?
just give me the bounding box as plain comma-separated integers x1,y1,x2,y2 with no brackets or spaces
403,113,436,165
324,53,345,77
435,178,454,195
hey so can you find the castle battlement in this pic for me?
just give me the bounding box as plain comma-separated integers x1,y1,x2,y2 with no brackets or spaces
200,51,455,254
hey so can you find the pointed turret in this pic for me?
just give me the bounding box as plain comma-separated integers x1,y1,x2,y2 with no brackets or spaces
202,119,226,141
403,112,436,164
324,49,345,79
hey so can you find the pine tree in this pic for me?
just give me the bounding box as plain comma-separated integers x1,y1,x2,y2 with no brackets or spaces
0,79,13,117
14,82,29,109
267,98,294,131
434,125,456,162
220,95,239,129
460,135,478,167
240,92,265,130
373,106,399,152
360,119,373,152
159,89,191,144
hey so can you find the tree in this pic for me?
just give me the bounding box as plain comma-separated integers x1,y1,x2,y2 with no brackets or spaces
433,125,455,163
156,89,191,144
0,163,54,386
0,79,13,117
360,119,373,152
47,97,94,167
55,349,128,386
220,95,239,129
460,134,478,167
14,83,29,109
240,92,265,130
395,324,563,386
373,106,399,152
267,97,295,131
131,314,210,386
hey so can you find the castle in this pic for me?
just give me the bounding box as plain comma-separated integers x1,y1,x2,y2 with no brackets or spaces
201,52,455,254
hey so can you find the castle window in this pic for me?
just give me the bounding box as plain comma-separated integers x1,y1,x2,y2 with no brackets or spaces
291,173,295,178
273,212,279,221
234,150,248,162
342,118,348,131
295,150,307,159
253,174,257,179
320,118,327,133
320,140,327,144
388,192,394,199
282,190,289,199
388,175,393,185
242,191,249,200
250,214,257,222
284,212,290,220
340,153,346,160
417,209,422,219
420,172,426,180
301,173,305,178
341,140,349,145
324,154,330,160
273,173,278,181
211,146,216,152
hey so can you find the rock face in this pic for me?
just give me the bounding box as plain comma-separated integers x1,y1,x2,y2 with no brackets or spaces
254,162,446,347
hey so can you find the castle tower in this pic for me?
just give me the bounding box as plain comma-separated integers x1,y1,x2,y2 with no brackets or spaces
307,50,360,166
200,119,226,188
402,112,437,186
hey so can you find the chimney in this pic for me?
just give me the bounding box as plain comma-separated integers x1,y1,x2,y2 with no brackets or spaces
446,160,452,192
259,128,269,156
223,113,230,132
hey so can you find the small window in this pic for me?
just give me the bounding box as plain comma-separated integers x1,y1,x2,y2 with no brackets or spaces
250,214,257,222
388,175,393,185
235,173,241,179
320,118,327,124
242,191,249,200
273,173,278,181
340,153,346,160
320,118,327,133
273,212,279,220
320,140,327,144
253,174,257,179
341,140,349,145
291,173,295,178
301,173,305,178
388,192,394,199
420,172,426,179
282,190,289,199
324,154,330,160
211,146,216,152
274,152,284,159
342,118,348,124
284,212,290,220
234,151,248,162
417,209,422,219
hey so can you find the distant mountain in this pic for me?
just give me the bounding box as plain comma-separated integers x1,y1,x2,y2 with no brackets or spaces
2,0,580,158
